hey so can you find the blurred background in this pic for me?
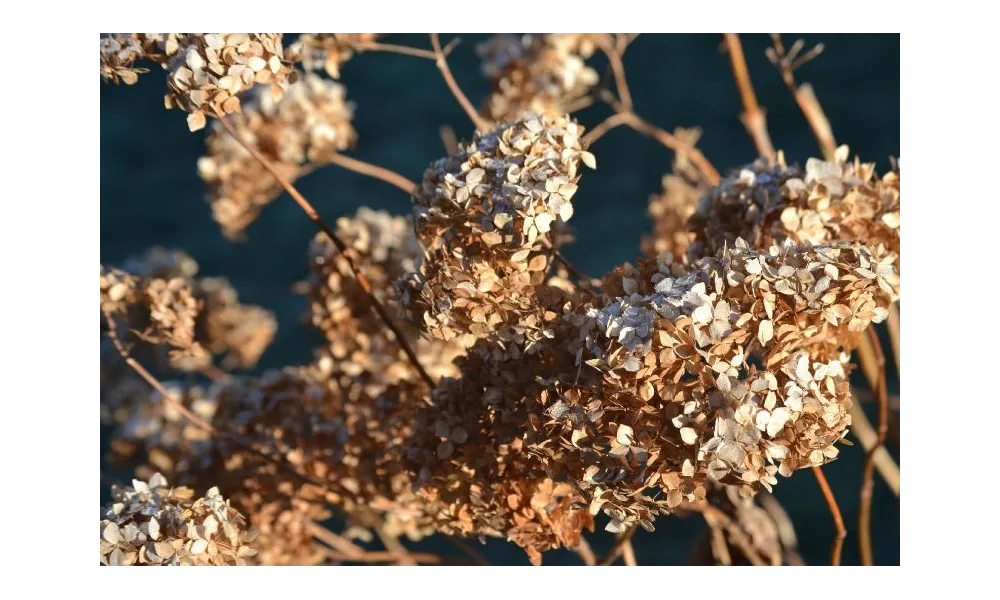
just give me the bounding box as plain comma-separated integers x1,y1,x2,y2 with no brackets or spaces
101,33,899,565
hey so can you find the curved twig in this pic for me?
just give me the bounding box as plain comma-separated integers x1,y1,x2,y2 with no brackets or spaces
430,33,490,133
812,465,846,566
723,33,776,161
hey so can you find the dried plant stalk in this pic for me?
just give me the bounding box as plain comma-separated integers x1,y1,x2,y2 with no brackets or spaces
723,33,776,161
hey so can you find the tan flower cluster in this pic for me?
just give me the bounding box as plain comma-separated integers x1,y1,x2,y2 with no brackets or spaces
100,473,258,566
400,114,595,355
198,74,357,239
641,128,710,260
100,248,276,373
307,208,462,385
477,34,605,122
196,278,278,369
288,34,379,78
100,34,149,85
161,34,296,132
101,265,208,367
688,147,901,268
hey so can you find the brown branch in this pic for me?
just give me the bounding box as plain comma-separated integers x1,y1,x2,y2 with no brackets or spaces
212,109,437,395
769,34,836,160
350,40,439,61
598,35,633,113
887,304,900,374
307,521,367,558
811,465,846,566
327,153,416,194
849,396,900,497
582,111,630,147
576,536,596,566
622,539,638,566
598,525,638,565
430,33,490,133
858,328,889,565
617,111,721,185
315,545,464,565
447,538,490,566
698,504,767,566
723,33,776,161
197,363,231,383
373,522,417,566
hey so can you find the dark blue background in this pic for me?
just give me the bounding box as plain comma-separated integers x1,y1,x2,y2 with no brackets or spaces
101,33,900,565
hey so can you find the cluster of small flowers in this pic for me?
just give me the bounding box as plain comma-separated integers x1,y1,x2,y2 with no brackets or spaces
198,74,358,239
307,208,463,385
399,114,595,356
688,146,900,268
100,34,148,85
163,34,296,132
100,473,258,565
100,248,276,373
101,264,208,367
477,34,605,122
287,33,379,78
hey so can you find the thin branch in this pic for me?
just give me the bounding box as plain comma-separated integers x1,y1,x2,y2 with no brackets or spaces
858,328,889,566
576,536,597,566
307,521,367,558
598,35,633,113
430,33,490,133
723,33,776,161
698,504,767,566
314,545,464,565
350,40,439,61
327,153,416,194
811,465,846,566
849,396,900,497
887,303,900,374
439,125,459,154
622,539,638,566
769,34,836,160
616,111,722,185
373,522,417,566
582,111,630,147
212,109,436,395
598,525,638,565
447,538,490,566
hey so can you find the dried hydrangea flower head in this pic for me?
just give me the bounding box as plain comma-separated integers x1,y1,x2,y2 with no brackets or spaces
401,114,595,354
101,264,209,368
195,278,278,369
100,34,149,85
307,208,463,385
641,128,710,261
100,473,258,565
288,33,379,78
198,74,357,239
477,34,605,122
554,240,899,531
101,248,276,372
688,147,901,268
162,33,296,132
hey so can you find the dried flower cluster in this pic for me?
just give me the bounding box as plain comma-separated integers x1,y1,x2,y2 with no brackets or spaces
102,33,899,566
399,113,595,355
100,247,276,374
477,34,605,122
101,474,258,565
199,74,357,238
307,208,463,384
163,34,296,132
100,34,149,85
288,33,379,78
688,147,900,268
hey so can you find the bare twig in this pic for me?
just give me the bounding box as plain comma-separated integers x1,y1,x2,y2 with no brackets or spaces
327,153,416,194
212,109,436,394
811,465,846,566
430,33,490,133
768,34,836,160
598,525,638,565
858,328,889,565
849,397,900,496
887,304,900,374
350,40,439,61
307,521,367,558
723,33,776,161
373,522,417,566
698,504,768,566
576,536,597,566
447,538,490,566
622,539,638,566
582,111,630,147
439,125,459,154
598,35,633,112
617,111,721,185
